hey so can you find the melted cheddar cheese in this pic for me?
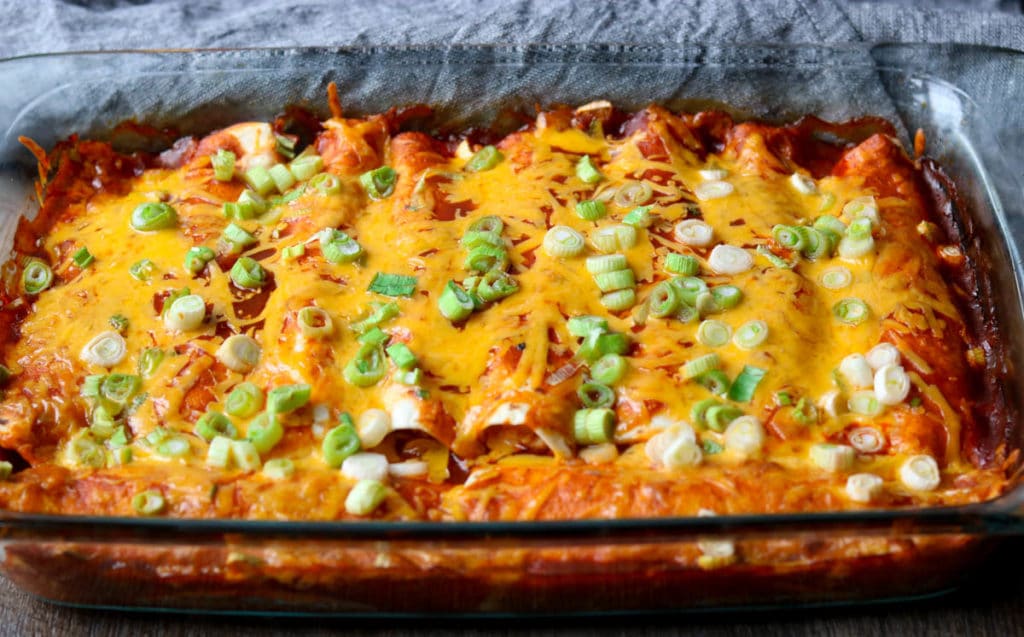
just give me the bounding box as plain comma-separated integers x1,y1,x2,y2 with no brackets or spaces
0,103,1007,522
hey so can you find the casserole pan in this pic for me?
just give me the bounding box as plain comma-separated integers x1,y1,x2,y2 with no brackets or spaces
0,43,1022,615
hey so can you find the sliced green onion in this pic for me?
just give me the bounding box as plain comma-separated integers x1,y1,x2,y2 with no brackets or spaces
268,164,296,193
215,334,261,373
756,245,793,269
696,370,731,396
360,166,397,200
623,205,653,228
708,245,753,275
814,215,846,236
157,435,191,458
88,404,117,440
230,439,262,471
267,383,311,414
567,316,608,337
386,342,417,370
80,374,103,398
477,269,518,302
465,245,508,273
465,145,504,172
591,224,637,253
350,302,400,334
801,227,830,259
848,390,883,417
320,228,363,264
81,331,127,367
573,408,614,445
664,253,699,276
226,382,265,418
591,354,627,385
206,435,233,468
469,216,504,233
230,256,267,289
221,222,258,253
585,254,628,275
211,149,236,182
345,478,387,516
705,404,744,432
298,306,334,339
594,268,635,293
129,258,156,282
310,172,342,195
820,267,853,290
262,458,295,480
131,202,178,232
838,235,875,259
184,246,215,274
734,320,769,349
323,420,361,468
578,381,615,408
575,155,603,184
575,199,607,221
847,217,874,241
600,289,636,311
648,281,681,318
833,298,870,325
694,180,734,201
462,230,504,249
702,439,724,455
238,190,269,215
710,285,742,310
275,134,297,159
108,427,129,449
543,226,585,258
289,155,324,182
727,365,766,402
792,397,819,424
132,490,166,516
72,247,95,269
697,320,731,347
396,368,423,385
21,259,53,294
598,334,629,357
99,373,141,412
683,353,720,379
344,344,387,387
614,181,652,208
247,412,284,454
368,272,417,298
671,276,707,306
358,326,389,347
195,411,237,442
439,280,474,322
809,443,856,473
695,291,718,317
281,244,306,261
138,348,165,378
245,165,276,196
690,398,720,428
773,225,805,250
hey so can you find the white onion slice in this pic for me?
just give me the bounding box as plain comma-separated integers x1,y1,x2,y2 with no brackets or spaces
847,426,886,453
357,409,392,448
723,416,764,456
789,173,818,195
866,343,901,370
388,460,429,478
698,168,728,181
674,219,714,247
216,334,261,373
80,331,127,368
708,244,753,275
341,453,389,482
694,180,734,201
899,454,941,492
846,473,884,503
839,354,874,389
874,364,910,405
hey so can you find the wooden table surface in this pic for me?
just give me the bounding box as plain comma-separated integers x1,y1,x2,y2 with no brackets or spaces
1,539,1020,636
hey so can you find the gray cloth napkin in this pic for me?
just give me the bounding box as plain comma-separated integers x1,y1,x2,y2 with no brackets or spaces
0,0,1021,60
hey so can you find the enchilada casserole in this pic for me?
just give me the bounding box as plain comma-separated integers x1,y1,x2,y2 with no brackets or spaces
0,96,1010,546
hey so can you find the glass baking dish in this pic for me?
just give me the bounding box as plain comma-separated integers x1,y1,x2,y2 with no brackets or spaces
0,43,1023,616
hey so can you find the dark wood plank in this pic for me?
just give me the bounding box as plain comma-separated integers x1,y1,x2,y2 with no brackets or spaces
0,540,1021,637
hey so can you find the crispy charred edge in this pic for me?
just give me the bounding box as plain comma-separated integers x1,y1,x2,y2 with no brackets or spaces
918,158,1013,469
